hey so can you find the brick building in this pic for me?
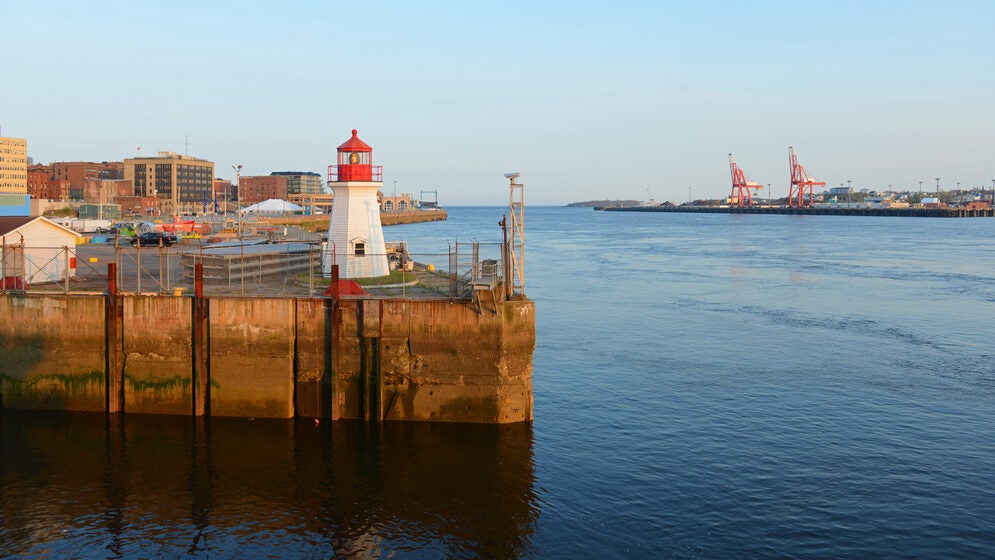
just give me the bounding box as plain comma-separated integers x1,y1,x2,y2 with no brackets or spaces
28,164,71,200
114,195,163,216
380,193,414,212
48,161,123,200
213,178,233,211
82,178,132,204
238,175,288,204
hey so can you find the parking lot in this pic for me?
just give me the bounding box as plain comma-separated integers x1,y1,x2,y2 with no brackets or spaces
71,240,185,294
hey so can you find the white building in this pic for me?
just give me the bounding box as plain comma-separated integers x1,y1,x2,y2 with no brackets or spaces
0,216,81,285
323,130,389,279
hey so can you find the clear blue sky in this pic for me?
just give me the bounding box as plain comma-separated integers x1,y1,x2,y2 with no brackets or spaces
3,0,993,204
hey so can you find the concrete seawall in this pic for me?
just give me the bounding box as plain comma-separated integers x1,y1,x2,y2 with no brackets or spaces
0,293,534,423
600,205,995,218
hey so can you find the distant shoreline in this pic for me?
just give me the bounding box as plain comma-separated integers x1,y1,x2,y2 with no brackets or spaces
566,200,642,208
597,205,994,218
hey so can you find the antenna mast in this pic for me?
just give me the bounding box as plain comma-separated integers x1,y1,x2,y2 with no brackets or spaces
504,172,525,297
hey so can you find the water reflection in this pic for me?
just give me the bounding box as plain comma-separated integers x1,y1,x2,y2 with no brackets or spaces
0,411,538,558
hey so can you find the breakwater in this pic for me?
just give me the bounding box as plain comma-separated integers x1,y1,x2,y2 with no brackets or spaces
598,205,994,218
0,289,533,423
266,208,448,232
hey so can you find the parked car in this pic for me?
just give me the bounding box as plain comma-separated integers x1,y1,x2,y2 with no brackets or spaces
130,232,178,247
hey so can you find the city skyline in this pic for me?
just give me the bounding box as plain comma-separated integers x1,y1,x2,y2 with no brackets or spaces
3,1,994,205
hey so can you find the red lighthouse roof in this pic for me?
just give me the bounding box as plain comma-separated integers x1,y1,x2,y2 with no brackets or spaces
337,129,372,152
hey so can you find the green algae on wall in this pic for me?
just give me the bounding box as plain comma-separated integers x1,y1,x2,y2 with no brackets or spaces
1,293,534,423
124,374,193,394
0,370,105,393
0,370,106,411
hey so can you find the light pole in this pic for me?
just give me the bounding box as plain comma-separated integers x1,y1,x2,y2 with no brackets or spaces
393,180,397,212
991,179,994,203
232,164,243,238
919,181,923,195
768,184,771,205
847,179,852,205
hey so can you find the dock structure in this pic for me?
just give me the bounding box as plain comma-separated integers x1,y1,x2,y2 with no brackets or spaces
598,205,995,218
0,171,534,424
1,214,533,424
0,265,534,424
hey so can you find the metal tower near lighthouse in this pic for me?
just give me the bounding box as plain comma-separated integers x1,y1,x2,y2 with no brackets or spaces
323,129,389,278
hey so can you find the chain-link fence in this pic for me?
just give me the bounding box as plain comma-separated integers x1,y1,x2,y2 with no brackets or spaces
1,237,509,302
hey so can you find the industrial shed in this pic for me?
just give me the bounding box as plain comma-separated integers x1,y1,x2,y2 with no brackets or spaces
0,216,82,286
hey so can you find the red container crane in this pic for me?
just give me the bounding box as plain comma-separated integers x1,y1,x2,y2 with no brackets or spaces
788,146,826,207
728,153,764,207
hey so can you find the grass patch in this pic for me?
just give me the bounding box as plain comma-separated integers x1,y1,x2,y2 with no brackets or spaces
296,272,331,287
355,269,415,286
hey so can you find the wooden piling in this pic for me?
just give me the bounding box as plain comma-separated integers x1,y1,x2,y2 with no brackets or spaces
193,264,209,416
105,263,124,413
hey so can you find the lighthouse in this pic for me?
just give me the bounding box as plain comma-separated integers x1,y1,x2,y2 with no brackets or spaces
323,129,389,278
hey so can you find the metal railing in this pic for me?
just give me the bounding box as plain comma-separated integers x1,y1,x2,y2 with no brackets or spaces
1,238,509,300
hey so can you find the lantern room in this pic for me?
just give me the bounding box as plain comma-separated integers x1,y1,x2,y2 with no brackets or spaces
330,129,383,182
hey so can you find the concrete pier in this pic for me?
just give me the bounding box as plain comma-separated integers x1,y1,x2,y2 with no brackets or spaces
599,205,995,218
0,291,534,423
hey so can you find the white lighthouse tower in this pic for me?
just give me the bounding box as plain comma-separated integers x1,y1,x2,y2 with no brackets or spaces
322,129,389,278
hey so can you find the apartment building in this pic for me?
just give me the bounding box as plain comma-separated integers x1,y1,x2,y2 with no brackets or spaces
0,136,28,195
124,152,214,214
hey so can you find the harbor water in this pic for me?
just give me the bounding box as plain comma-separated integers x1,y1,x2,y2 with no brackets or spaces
3,207,994,558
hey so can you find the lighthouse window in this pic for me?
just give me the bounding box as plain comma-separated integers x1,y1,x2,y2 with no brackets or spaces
354,242,365,256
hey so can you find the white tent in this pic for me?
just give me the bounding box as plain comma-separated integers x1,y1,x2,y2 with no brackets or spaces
241,199,304,214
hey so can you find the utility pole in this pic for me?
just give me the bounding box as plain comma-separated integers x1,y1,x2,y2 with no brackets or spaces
232,164,243,238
